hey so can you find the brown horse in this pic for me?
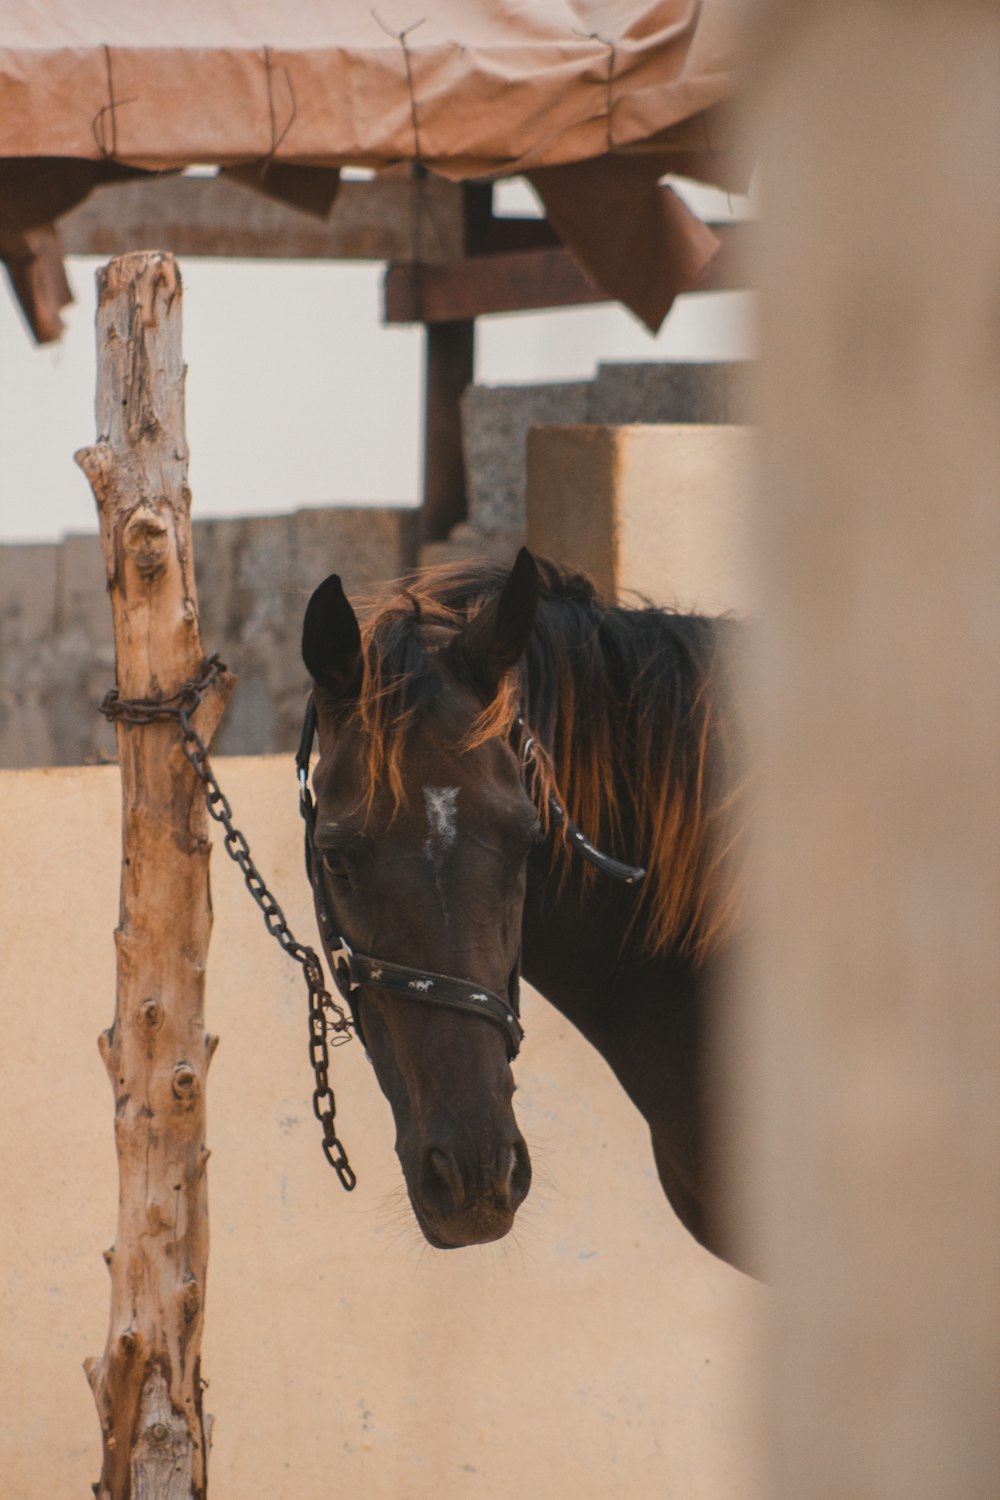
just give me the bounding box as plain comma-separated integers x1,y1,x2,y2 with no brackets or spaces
301,549,747,1267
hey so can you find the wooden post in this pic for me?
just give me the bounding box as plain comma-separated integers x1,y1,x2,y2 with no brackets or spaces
738,5,1000,1498
75,252,234,1500
421,318,475,543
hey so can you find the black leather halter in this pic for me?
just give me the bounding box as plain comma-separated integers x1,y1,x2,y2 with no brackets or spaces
515,722,646,887
295,695,644,1061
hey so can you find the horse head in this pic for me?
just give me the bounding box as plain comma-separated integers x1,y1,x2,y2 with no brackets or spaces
301,550,541,1248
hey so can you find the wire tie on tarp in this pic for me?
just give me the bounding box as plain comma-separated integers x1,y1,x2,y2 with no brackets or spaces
260,44,297,176
92,44,138,159
372,11,430,307
372,11,427,162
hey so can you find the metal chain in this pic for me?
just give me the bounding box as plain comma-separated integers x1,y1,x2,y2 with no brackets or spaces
100,657,357,1190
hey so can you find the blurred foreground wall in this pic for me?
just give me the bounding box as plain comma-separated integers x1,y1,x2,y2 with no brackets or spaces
739,4,1000,1497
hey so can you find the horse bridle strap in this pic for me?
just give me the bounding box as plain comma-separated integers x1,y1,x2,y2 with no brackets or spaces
333,945,524,1061
517,725,646,886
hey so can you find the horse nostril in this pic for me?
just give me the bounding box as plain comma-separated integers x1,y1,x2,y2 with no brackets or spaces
421,1146,466,1220
507,1139,532,1211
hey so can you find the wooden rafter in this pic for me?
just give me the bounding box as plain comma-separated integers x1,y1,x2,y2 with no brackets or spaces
383,222,751,324
58,172,467,265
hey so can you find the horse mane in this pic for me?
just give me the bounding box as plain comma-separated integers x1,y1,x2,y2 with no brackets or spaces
351,557,745,965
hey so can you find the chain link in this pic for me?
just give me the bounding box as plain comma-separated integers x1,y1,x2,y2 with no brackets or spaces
100,657,357,1190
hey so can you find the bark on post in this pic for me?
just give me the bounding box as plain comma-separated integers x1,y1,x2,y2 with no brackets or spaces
75,251,234,1500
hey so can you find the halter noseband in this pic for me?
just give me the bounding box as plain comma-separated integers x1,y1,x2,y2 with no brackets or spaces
296,694,644,1061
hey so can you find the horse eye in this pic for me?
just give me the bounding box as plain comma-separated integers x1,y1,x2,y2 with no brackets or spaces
322,851,352,883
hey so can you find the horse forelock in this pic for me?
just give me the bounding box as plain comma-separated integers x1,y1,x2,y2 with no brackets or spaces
350,570,522,813
350,558,745,963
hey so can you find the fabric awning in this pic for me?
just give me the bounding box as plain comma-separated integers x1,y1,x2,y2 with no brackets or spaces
0,1,744,340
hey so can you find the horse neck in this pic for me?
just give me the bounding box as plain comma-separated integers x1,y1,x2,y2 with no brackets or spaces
522,600,641,858
522,599,740,965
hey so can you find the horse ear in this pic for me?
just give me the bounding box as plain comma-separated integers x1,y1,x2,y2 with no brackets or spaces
302,574,363,699
450,547,540,700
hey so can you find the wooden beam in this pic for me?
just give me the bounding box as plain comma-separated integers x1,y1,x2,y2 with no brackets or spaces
421,321,475,542
385,246,605,323
56,169,749,301
384,222,751,323
58,173,465,264
478,216,563,255
457,183,563,257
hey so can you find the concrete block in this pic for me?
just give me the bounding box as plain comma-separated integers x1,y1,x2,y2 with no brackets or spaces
195,505,419,758
0,505,418,768
526,424,757,616
0,543,61,768
456,364,751,553
419,523,523,571
50,533,116,766
525,426,618,592
590,361,752,426
461,380,589,534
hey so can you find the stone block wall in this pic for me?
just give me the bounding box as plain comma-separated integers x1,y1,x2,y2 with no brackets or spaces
0,505,418,769
2,361,752,767
526,424,757,615
588,360,750,426
456,361,750,549
461,380,590,536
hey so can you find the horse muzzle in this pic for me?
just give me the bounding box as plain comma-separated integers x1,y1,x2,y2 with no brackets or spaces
406,1135,532,1248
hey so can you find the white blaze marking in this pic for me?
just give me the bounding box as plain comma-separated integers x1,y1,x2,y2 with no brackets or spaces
424,786,459,851
423,786,460,920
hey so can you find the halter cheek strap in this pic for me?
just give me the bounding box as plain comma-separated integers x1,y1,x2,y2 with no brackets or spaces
518,727,646,886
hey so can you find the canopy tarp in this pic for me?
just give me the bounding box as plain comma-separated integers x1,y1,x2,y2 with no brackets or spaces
0,0,744,339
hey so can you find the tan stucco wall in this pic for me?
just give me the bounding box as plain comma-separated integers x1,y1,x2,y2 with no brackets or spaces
526,425,757,615
0,756,768,1499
